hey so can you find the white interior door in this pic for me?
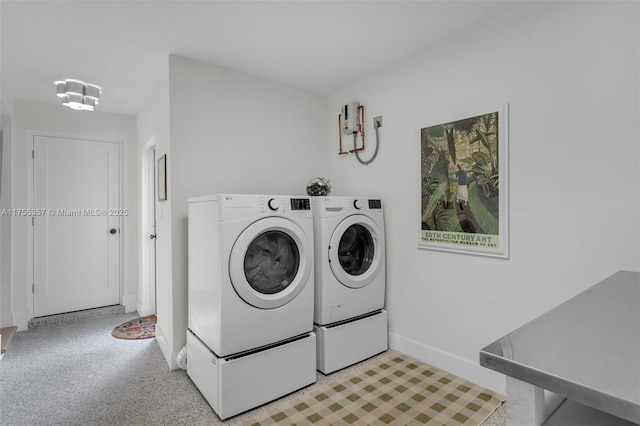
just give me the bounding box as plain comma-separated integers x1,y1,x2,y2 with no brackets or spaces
148,147,157,313
33,135,120,317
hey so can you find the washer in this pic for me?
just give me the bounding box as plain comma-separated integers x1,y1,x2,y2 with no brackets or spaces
312,196,386,325
188,194,314,356
312,196,388,374
186,194,316,419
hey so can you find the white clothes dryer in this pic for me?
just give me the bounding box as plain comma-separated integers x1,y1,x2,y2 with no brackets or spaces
312,196,386,325
187,194,315,357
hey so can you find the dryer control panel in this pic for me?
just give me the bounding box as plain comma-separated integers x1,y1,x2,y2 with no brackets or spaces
290,198,311,211
352,198,383,211
264,197,310,211
257,196,313,217
368,199,382,210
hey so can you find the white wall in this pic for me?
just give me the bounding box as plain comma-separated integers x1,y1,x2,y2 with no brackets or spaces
9,100,138,330
0,126,3,324
1,78,14,118
139,55,328,369
137,62,172,364
327,2,639,391
0,79,15,327
0,116,13,327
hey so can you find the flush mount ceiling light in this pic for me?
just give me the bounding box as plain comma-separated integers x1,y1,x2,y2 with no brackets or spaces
55,79,101,111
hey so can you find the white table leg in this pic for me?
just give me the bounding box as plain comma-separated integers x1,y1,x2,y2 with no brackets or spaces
506,376,546,425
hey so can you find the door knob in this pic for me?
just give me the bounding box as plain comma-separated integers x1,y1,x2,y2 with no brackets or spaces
110,228,117,235
150,234,157,240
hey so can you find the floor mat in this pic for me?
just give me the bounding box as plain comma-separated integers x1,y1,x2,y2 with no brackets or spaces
111,314,156,340
248,351,505,425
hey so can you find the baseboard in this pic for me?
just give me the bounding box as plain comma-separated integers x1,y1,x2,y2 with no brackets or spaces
121,293,137,313
155,322,179,371
136,301,155,317
0,311,13,329
12,310,28,332
389,332,506,395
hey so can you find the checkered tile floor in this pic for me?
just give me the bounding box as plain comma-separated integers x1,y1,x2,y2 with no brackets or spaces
249,352,504,425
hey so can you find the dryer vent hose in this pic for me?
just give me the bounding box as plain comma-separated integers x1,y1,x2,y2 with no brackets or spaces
177,345,187,370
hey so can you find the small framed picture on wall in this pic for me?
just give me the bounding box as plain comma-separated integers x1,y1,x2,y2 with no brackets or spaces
158,154,167,201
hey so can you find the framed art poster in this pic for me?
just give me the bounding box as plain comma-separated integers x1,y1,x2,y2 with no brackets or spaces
419,104,509,258
158,154,167,201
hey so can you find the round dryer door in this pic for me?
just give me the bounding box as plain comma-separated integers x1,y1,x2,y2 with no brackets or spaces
328,214,383,289
229,217,312,309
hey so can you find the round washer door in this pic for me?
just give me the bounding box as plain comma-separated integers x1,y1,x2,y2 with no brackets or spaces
328,214,383,289
229,217,312,309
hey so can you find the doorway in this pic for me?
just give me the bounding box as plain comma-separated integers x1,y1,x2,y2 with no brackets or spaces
140,139,157,315
32,135,120,317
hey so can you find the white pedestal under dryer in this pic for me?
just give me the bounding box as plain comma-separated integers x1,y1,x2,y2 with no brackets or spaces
186,194,317,420
312,196,388,374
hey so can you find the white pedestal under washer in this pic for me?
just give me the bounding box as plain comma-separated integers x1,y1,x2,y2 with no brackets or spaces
187,330,316,420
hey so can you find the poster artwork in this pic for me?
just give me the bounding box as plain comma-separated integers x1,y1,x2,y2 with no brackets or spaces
420,109,506,257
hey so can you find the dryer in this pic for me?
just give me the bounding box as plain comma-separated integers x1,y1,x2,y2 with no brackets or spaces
312,196,388,374
186,194,316,419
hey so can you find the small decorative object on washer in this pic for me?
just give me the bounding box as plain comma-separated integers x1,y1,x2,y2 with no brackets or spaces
306,177,332,196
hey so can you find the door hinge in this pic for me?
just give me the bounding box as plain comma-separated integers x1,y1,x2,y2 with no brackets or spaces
32,150,34,159
32,217,34,226
32,283,35,293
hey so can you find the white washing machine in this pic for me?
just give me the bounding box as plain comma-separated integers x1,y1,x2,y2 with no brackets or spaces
186,194,316,419
312,196,388,374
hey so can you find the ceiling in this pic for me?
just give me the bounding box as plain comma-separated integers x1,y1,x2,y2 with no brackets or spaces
1,1,520,116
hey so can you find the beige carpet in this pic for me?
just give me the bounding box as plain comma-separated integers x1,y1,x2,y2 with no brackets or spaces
248,351,505,425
